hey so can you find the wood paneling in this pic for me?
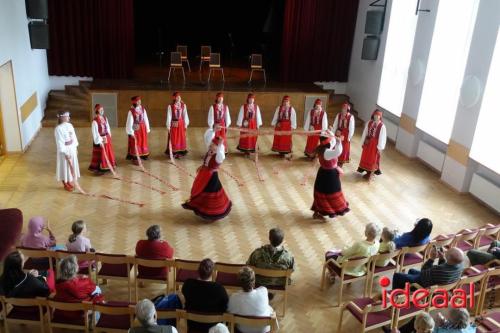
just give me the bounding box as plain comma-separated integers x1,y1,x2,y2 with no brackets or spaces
20,92,38,122
399,113,416,134
447,139,470,166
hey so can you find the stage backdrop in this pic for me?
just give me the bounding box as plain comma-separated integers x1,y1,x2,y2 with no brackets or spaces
47,0,134,79
280,0,359,83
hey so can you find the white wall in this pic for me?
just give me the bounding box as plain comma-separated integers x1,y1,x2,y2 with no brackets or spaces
50,76,92,90
0,0,50,150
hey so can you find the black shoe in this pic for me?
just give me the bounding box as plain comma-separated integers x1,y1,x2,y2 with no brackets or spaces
268,292,275,301
141,156,148,160
374,169,382,175
357,167,364,173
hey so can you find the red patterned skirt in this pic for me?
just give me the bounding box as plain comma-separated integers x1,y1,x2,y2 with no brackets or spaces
182,168,232,221
358,138,380,172
165,118,187,156
311,167,350,217
237,120,257,153
127,123,149,159
338,128,350,163
272,121,292,153
89,136,116,172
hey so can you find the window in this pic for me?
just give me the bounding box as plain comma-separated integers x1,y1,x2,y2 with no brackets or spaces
470,28,500,173
416,0,479,143
377,0,418,116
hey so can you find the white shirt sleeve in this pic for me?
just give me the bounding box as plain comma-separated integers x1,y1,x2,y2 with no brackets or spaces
215,143,226,164
226,106,231,127
304,111,311,130
291,107,297,129
91,120,102,145
184,104,189,128
348,116,355,141
208,105,214,128
236,106,244,127
166,105,172,129
324,138,343,160
377,123,387,151
322,112,328,131
256,106,262,128
107,118,112,137
72,125,79,148
143,109,150,133
271,107,279,126
360,122,368,146
126,111,134,135
332,114,339,131
55,126,68,155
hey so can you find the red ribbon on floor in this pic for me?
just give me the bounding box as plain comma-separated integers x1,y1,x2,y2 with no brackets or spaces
219,167,245,187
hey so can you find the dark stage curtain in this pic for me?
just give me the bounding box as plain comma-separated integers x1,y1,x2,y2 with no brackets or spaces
280,0,359,83
47,0,134,79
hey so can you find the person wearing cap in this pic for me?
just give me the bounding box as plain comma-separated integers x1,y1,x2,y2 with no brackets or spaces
357,109,387,180
311,131,349,220
304,99,328,159
126,96,151,164
89,104,116,174
55,111,80,191
332,102,355,167
208,92,231,153
236,93,262,154
166,92,190,158
271,95,296,158
182,129,232,221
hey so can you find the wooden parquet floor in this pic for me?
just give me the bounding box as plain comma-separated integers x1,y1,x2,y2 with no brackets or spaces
0,127,499,333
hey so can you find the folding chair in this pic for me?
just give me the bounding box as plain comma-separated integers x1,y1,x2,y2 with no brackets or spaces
93,301,135,333
398,243,429,272
228,313,278,333
199,45,211,71
55,250,97,281
96,253,134,301
174,259,201,291
337,297,393,333
208,53,225,82
134,257,175,302
168,51,186,82
252,266,292,317
365,250,401,297
2,296,48,333
474,224,500,250
17,246,54,272
248,54,266,83
46,299,93,333
177,45,191,72
213,262,246,290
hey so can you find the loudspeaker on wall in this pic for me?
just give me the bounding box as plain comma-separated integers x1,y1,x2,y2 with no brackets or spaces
365,10,384,35
362,36,380,60
25,0,48,19
28,22,50,49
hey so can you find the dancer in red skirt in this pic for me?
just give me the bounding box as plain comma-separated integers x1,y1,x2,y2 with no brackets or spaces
236,93,262,154
357,109,387,180
182,130,232,221
89,104,116,173
332,102,355,167
208,92,231,153
304,99,328,159
166,92,190,158
311,132,350,220
126,96,150,164
271,95,297,158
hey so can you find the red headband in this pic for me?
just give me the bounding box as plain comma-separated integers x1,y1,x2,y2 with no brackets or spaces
282,95,290,102
247,93,255,100
131,96,141,103
314,99,322,106
373,109,383,117
94,104,102,113
342,102,351,110
216,92,224,98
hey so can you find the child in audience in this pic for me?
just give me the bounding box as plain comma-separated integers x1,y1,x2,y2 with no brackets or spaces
375,227,397,267
66,220,94,270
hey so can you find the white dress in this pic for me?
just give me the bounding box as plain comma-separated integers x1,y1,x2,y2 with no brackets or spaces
55,122,80,182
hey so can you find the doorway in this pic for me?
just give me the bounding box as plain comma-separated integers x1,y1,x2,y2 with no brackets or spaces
0,61,22,153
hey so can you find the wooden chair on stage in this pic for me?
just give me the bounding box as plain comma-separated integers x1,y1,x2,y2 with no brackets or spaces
199,45,211,71
208,53,225,82
249,54,266,83
168,51,186,83
176,45,191,72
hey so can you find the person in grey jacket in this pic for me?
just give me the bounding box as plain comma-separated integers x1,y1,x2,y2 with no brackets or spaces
129,299,177,333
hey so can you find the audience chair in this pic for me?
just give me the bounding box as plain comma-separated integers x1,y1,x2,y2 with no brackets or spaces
423,236,455,261
134,257,175,302
17,246,54,272
2,296,48,333
451,229,481,253
320,256,371,307
208,53,225,82
252,266,292,317
390,287,429,329
227,313,278,333
55,250,97,281
93,301,135,333
455,268,488,316
177,309,230,330
474,224,500,250
168,51,186,83
398,243,429,272
477,267,500,316
174,259,202,291
95,253,134,301
422,280,460,312
365,250,401,297
337,297,393,333
476,311,500,333
46,299,93,333
213,262,246,290
199,45,211,71
176,45,191,72
248,54,266,83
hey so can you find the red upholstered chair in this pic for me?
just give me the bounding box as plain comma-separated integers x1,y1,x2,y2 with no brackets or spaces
251,266,292,317
55,250,97,281
477,267,500,316
213,262,246,290
365,250,401,297
476,311,500,333
2,296,48,333
46,299,93,333
227,313,278,333
174,259,201,291
474,224,500,250
96,253,134,301
337,297,393,333
0,208,23,261
176,309,230,331
398,243,429,272
17,246,55,272
93,301,135,333
134,257,175,302
455,268,487,316
451,229,481,253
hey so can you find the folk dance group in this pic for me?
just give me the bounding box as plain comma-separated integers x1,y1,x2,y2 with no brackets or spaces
54,92,387,221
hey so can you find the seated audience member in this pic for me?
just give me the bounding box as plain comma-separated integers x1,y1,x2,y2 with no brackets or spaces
66,220,94,270
434,308,476,333
136,225,174,277
129,299,178,333
393,218,433,249
209,323,230,333
0,251,52,297
325,223,381,279
387,312,436,333
182,258,228,332
54,255,104,320
20,216,56,249
375,227,397,267
392,247,464,289
246,227,295,287
228,267,274,333
467,240,500,266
